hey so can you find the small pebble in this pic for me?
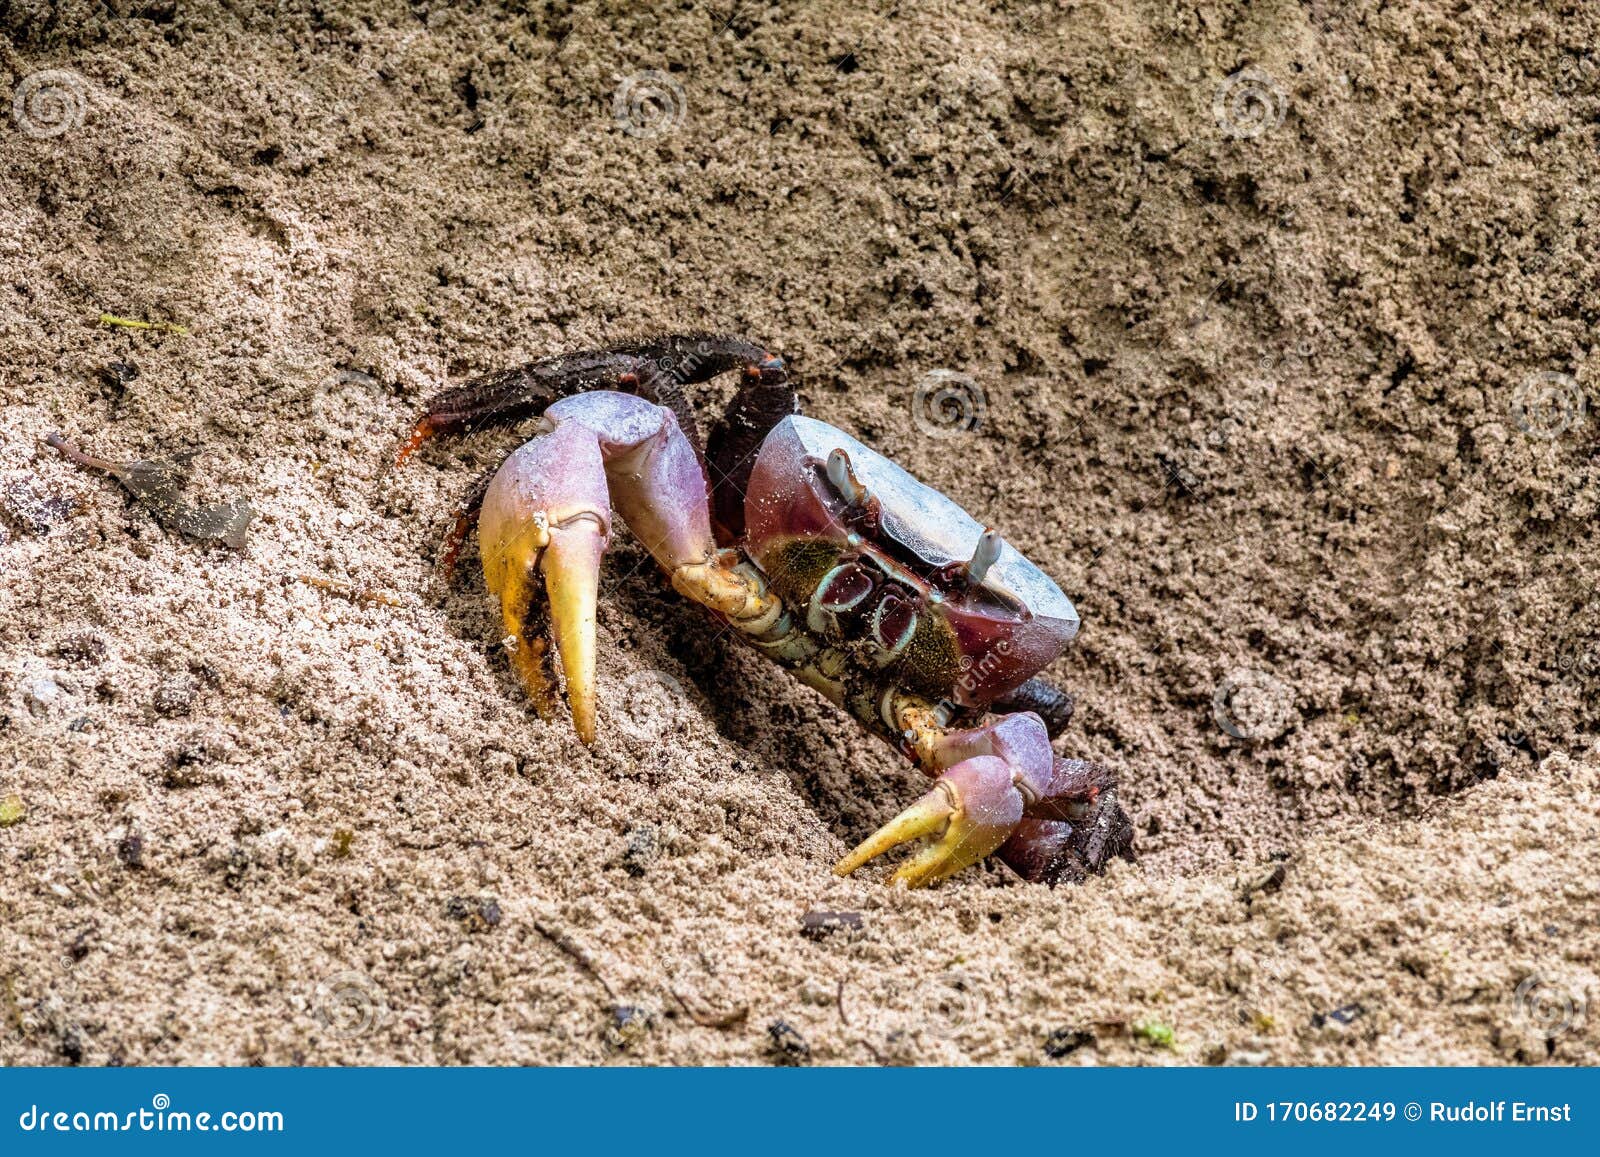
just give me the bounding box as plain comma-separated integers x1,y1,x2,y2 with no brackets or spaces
60,1027,84,1065
163,739,215,788
98,361,139,404
116,833,144,869
0,479,76,536
445,896,501,932
153,674,197,717
1242,861,1288,898
54,633,107,664
622,823,659,877
606,1005,654,1051
24,679,60,717
800,910,864,940
766,1020,810,1066
1312,1002,1364,1029
1043,1027,1095,1058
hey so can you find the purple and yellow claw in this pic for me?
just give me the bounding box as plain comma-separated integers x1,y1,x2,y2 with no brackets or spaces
834,756,1024,887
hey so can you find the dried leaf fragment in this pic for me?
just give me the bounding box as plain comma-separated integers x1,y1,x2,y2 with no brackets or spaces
46,433,253,549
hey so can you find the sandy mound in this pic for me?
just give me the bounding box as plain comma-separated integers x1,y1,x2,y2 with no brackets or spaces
1,0,1596,1064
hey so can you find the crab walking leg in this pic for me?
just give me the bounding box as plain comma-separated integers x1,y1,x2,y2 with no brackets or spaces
477,391,779,743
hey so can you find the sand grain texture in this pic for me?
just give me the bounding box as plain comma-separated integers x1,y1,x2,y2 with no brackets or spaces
1,0,1597,1065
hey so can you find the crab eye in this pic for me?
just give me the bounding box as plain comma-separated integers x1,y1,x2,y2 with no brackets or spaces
870,592,918,658
816,562,876,612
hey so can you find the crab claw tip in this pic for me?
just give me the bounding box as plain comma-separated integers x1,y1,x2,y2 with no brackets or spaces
833,757,1024,887
833,784,956,879
541,522,605,745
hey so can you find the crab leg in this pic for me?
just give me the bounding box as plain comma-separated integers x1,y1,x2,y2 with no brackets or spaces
477,391,779,743
834,709,1128,886
394,334,781,466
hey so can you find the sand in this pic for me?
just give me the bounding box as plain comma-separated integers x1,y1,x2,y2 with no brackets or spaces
1,0,1597,1065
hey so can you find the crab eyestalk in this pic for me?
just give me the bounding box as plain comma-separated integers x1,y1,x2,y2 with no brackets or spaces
966,527,1002,584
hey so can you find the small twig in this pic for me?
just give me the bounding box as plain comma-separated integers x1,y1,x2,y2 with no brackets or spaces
533,920,616,1001
836,976,851,1027
293,573,402,608
855,1036,888,1064
99,313,188,335
393,838,446,851
44,433,115,473
668,987,748,1029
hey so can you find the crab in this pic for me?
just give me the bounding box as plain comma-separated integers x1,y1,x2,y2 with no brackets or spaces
397,335,1134,887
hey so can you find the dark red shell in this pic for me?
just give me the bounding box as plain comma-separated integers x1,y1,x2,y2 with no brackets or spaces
741,416,1079,706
